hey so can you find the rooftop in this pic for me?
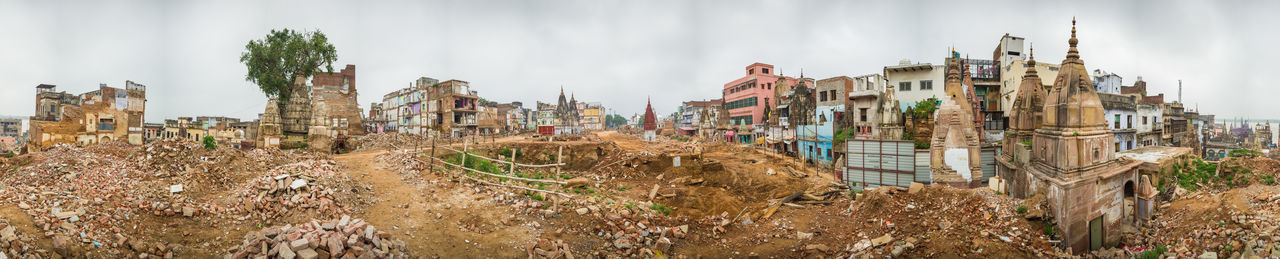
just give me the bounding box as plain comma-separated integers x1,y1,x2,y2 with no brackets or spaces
1117,146,1193,163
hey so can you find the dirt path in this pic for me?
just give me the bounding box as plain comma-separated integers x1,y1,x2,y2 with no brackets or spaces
334,150,535,258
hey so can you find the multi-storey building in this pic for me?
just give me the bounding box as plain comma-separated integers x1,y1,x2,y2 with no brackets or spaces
1135,102,1163,147
995,34,1062,116
1099,93,1138,151
799,76,854,167
676,99,719,136
847,74,887,138
0,118,22,152
28,81,147,149
883,60,945,109
723,63,801,144
425,79,480,137
580,102,605,131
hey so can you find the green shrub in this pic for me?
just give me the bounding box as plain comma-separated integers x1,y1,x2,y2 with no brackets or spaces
1263,175,1276,185
1230,149,1262,158
649,203,672,215
1042,224,1058,237
1016,205,1028,214
202,136,217,150
447,151,504,174
912,98,939,118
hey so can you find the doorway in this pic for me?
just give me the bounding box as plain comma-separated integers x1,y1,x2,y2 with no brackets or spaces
1089,216,1104,250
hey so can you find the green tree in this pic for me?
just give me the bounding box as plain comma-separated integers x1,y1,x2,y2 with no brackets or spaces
202,135,217,150
239,29,338,126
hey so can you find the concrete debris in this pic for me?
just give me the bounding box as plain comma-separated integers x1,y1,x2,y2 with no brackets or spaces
227,215,408,258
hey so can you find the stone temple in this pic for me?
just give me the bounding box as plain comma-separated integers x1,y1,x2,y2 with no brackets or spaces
929,53,984,188
998,18,1154,253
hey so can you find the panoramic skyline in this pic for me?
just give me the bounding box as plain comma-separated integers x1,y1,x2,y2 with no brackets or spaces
1,0,1275,122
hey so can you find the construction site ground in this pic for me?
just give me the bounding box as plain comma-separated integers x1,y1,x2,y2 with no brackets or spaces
2,131,1280,258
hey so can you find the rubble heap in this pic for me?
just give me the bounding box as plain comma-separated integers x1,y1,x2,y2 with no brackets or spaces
1124,185,1280,258
230,159,369,220
1,216,52,258
227,215,409,258
0,144,149,255
836,185,1064,258
352,133,430,151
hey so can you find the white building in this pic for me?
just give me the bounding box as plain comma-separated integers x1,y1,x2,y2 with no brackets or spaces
1100,93,1138,151
995,35,1061,115
883,60,945,109
1093,69,1123,94
1136,103,1163,147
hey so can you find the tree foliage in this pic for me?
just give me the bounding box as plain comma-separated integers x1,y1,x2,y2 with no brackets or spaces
240,29,338,115
202,135,217,150
912,97,941,118
605,114,631,128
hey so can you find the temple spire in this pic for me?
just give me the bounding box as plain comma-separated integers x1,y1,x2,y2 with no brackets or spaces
1024,43,1039,79
1066,17,1081,62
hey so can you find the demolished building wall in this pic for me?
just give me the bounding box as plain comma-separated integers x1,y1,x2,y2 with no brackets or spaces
28,82,147,150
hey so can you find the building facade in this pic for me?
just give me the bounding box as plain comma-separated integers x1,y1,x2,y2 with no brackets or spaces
723,63,801,144
28,82,147,150
883,60,945,109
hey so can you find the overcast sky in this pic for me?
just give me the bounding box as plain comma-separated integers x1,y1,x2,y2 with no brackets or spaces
1,0,1276,123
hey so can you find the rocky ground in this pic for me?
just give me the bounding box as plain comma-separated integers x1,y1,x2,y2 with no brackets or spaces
1,132,1279,258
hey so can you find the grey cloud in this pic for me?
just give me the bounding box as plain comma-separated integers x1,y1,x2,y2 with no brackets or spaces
1,0,1275,122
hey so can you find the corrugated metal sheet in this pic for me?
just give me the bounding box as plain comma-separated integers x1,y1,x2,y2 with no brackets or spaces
914,150,931,183
844,139,917,189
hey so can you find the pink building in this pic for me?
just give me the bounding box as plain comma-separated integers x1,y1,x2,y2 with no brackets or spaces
723,62,799,143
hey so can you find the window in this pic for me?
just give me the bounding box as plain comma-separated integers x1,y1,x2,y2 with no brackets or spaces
749,68,755,75
1127,141,1133,150
899,82,911,91
1116,143,1120,151
830,90,838,100
827,149,832,158
1127,115,1132,129
763,68,770,74
860,108,869,122
820,91,828,102
1142,116,1148,125
920,80,933,90
1114,114,1121,129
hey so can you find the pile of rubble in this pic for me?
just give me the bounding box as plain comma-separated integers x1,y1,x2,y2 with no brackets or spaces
133,139,205,175
0,144,150,256
534,197,698,258
352,133,430,151
1,216,52,258
1127,186,1280,258
229,159,370,220
376,151,430,180
226,215,409,258
834,184,1064,258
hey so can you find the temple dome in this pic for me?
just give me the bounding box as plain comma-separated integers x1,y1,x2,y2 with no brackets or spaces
1009,44,1045,131
1042,18,1107,131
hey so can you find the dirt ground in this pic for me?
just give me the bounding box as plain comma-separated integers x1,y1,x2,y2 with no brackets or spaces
11,131,1280,258
334,150,538,258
